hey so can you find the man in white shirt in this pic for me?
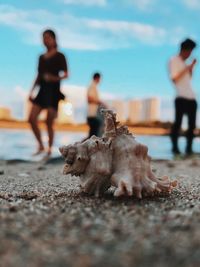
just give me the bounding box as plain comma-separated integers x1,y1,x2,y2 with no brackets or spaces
169,38,197,155
87,72,104,138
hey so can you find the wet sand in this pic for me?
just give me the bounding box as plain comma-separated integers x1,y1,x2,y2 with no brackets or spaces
0,158,199,267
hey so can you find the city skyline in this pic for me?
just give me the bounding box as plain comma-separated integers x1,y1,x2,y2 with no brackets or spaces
1,1,200,125
1,94,199,130
0,95,165,124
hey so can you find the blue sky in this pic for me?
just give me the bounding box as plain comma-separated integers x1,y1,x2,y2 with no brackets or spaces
1,0,200,123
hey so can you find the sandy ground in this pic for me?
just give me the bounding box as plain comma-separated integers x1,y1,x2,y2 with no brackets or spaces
0,158,199,267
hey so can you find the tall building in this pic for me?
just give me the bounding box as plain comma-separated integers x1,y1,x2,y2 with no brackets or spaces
142,97,160,122
24,99,74,123
110,100,126,122
0,106,12,120
128,99,143,123
57,100,74,124
128,97,160,123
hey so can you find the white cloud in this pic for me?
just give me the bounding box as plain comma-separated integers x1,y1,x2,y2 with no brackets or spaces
0,4,184,50
183,0,200,9
86,19,166,45
62,0,107,6
14,85,28,98
0,85,28,119
127,0,157,11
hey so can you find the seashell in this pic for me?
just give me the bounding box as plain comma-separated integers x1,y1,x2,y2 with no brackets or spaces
59,109,177,198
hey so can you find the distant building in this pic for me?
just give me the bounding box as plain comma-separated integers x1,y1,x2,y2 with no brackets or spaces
0,106,12,120
24,99,74,123
110,100,126,122
128,97,160,123
142,98,160,122
57,100,74,124
128,99,143,123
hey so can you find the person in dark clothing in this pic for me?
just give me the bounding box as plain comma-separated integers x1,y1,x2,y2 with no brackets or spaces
28,29,68,157
87,73,106,138
168,38,197,155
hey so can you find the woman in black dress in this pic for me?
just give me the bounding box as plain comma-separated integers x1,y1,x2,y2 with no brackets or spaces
28,29,68,156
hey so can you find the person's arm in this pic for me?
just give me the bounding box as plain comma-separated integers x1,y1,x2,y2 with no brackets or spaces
189,59,197,77
44,53,68,82
87,95,102,105
87,86,103,105
29,56,42,101
171,66,189,83
88,96,107,109
171,59,197,83
29,75,40,101
87,92,107,108
43,71,68,82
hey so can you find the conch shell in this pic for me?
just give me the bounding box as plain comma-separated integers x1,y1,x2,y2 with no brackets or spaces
59,109,177,198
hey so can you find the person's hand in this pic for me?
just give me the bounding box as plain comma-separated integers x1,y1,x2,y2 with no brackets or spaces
188,59,197,72
28,93,33,101
43,73,56,82
43,73,51,82
191,58,197,68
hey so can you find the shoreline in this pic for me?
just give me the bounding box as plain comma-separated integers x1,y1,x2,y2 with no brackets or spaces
0,120,170,135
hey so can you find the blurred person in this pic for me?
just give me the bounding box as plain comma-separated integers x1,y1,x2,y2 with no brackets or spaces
169,38,197,155
28,29,68,157
87,72,106,138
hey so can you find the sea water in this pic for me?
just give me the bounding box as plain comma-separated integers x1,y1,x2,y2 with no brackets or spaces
0,129,199,160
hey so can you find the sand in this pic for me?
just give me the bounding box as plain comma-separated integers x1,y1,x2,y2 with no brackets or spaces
0,158,199,267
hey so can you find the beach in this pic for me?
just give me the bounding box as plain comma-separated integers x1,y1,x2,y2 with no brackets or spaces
0,158,199,267
1,2,200,267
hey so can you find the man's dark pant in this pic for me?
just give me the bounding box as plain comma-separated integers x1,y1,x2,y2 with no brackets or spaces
171,97,197,153
87,117,101,138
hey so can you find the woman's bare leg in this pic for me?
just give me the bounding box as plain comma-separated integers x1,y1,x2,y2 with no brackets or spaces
28,104,44,154
46,108,57,155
